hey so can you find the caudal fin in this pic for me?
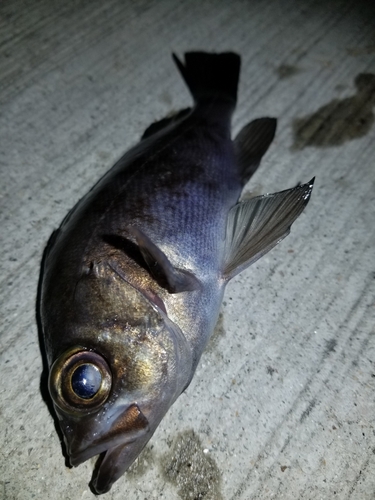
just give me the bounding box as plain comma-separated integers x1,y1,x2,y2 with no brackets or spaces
172,52,240,105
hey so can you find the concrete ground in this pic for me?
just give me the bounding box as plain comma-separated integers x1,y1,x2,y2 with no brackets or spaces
1,0,375,499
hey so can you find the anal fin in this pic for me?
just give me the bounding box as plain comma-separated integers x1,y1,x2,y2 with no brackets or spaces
223,179,314,280
234,117,277,183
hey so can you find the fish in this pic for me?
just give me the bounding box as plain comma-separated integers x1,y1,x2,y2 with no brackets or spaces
40,51,314,494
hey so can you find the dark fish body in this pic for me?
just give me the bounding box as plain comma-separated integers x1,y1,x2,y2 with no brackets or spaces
40,52,313,493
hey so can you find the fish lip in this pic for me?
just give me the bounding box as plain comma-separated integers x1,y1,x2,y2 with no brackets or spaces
66,427,125,468
67,431,139,467
69,443,110,467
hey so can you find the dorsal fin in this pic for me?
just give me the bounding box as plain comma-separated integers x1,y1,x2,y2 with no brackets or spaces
128,226,201,293
141,108,191,140
223,179,314,280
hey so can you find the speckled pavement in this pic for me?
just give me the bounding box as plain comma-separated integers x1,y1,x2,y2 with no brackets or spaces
1,1,375,499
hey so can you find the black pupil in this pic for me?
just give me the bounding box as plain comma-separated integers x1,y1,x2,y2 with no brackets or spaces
71,364,102,399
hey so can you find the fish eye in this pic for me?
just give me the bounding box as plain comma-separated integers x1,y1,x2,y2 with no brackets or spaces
71,363,102,399
48,346,112,415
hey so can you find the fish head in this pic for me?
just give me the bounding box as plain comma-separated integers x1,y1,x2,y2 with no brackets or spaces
44,260,192,493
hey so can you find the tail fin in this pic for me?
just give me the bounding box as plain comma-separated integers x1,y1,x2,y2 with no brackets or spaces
172,52,241,105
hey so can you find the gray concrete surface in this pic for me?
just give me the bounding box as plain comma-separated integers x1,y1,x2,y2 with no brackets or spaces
1,1,375,499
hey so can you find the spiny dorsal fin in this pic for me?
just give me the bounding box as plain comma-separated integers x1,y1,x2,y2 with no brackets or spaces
234,118,277,184
141,108,191,140
223,179,314,280
128,226,201,293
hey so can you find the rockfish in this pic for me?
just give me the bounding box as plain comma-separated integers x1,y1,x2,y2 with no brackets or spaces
40,51,313,493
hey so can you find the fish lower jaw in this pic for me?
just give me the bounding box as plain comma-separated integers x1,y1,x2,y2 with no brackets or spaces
69,443,128,494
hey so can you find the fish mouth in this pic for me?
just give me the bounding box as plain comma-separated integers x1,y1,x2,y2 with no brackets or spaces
68,436,149,494
69,443,131,495
70,434,152,495
70,442,134,494
61,403,152,493
90,443,134,494
69,440,121,468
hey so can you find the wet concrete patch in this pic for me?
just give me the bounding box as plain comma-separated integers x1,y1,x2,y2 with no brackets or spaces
161,429,223,500
292,73,375,149
276,64,301,79
126,445,156,479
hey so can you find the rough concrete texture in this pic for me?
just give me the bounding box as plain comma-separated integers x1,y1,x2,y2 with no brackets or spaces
1,0,375,499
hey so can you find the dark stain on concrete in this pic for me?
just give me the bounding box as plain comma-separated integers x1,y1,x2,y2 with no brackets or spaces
161,429,223,500
300,398,316,422
324,338,337,357
266,365,278,376
346,45,375,56
292,73,375,149
205,311,226,354
276,64,301,79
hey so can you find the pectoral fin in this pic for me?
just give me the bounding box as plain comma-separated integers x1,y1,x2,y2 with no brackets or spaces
128,226,201,293
223,179,314,280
